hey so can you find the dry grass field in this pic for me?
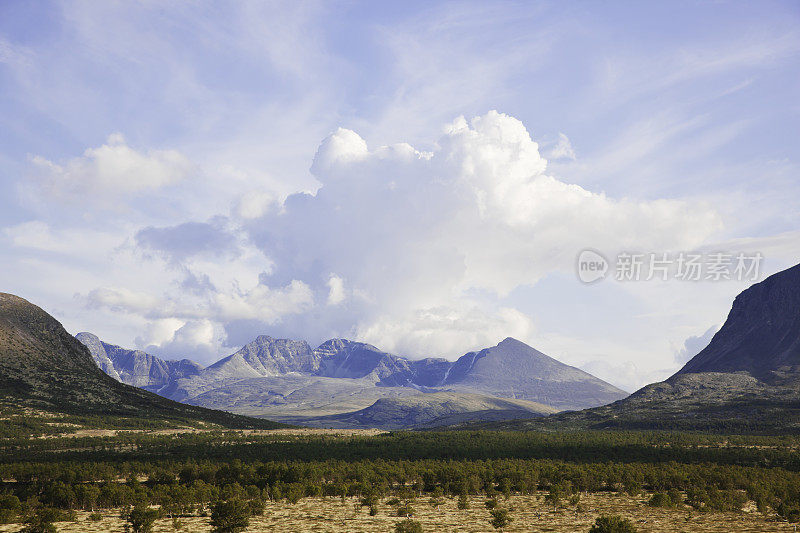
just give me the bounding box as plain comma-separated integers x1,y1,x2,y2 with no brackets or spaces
45,427,386,439
1,493,794,533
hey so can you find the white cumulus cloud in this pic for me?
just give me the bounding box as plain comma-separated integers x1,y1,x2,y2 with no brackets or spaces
234,191,279,220
86,286,164,315
134,318,221,361
30,133,191,200
548,132,577,160
674,324,719,365
237,110,723,357
327,274,347,305
72,111,726,362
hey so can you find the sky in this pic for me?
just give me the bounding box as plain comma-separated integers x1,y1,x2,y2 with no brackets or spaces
1,1,799,392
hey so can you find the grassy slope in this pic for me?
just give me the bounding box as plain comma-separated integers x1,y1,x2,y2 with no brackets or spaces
277,391,558,429
447,372,800,434
0,293,288,430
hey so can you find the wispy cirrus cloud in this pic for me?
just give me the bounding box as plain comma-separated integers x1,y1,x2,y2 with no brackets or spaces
1,1,798,386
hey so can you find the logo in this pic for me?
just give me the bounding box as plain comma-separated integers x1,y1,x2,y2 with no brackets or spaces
576,249,609,283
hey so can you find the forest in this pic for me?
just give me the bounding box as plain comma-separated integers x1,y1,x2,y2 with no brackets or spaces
0,428,799,531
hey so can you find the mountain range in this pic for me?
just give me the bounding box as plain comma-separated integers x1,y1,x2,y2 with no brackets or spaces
0,293,282,429
7,261,798,433
76,332,202,392
76,330,627,428
461,263,800,433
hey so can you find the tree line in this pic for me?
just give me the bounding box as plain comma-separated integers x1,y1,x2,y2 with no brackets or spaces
0,430,798,526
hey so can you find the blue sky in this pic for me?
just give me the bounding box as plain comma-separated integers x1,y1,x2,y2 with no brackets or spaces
1,1,798,391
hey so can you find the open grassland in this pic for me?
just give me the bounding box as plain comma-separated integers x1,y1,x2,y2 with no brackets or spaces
0,493,796,532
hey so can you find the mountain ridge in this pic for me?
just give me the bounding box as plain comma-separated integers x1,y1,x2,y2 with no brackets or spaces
676,263,800,379
0,292,284,429
279,391,558,430
450,263,800,433
76,332,202,392
77,330,628,425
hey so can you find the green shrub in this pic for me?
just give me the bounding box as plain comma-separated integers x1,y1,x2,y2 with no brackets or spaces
396,503,415,517
0,494,21,524
210,499,250,533
428,496,443,508
777,499,800,523
489,508,512,530
395,519,423,533
623,480,641,496
122,504,161,533
589,515,637,533
247,498,265,516
285,486,303,504
648,493,673,508
21,507,62,533
360,495,378,508
457,494,469,509
545,481,573,509
686,486,746,512
667,489,683,506
0,509,17,524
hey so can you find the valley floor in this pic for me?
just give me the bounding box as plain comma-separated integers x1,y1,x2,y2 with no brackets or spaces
0,494,794,533
42,427,386,439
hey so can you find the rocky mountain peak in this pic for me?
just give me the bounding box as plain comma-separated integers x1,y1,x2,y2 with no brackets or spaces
677,263,800,378
314,338,360,356
234,335,319,375
314,339,414,384
75,332,122,381
498,336,524,347
75,333,202,391
441,337,627,410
